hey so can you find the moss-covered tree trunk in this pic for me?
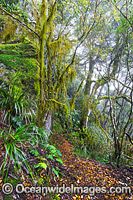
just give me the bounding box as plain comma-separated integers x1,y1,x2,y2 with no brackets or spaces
43,0,56,134
37,0,47,127
38,0,56,130
80,56,94,129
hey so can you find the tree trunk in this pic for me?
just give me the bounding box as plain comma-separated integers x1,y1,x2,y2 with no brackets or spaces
80,56,94,129
45,110,53,137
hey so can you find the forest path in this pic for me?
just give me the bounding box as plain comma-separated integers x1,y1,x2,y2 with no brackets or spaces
50,133,133,200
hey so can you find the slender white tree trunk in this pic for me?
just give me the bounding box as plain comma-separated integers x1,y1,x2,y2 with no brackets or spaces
45,110,52,136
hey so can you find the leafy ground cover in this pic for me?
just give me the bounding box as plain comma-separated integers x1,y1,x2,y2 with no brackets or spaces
50,133,133,200
0,132,132,200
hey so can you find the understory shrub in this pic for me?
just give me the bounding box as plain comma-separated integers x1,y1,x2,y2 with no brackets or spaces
72,123,112,164
0,124,63,183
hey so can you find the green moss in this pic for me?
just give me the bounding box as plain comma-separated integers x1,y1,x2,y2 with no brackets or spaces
0,54,37,73
0,42,39,94
0,42,38,58
0,41,39,77
0,41,38,74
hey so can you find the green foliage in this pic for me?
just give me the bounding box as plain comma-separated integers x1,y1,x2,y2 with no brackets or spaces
0,0,29,24
34,162,47,170
52,119,65,133
120,141,133,166
72,123,112,164
0,123,50,182
1,0,19,6
85,124,109,150
116,17,130,34
0,84,35,127
71,109,81,129
52,167,59,178
46,144,62,161
1,124,34,182
53,108,81,135
32,125,48,146
45,144,63,179
0,0,132,173
31,142,64,180
0,86,24,125
29,148,39,156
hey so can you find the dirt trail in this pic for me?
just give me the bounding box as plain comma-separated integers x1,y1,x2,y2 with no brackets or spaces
0,133,132,200
51,133,133,200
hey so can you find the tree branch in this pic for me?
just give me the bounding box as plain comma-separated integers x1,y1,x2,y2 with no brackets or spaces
98,95,131,103
122,153,133,159
70,78,85,110
113,3,133,30
125,132,133,145
112,78,132,90
0,6,40,38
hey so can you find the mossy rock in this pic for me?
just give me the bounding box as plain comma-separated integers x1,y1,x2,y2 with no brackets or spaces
0,41,38,72
0,41,39,95
0,41,38,58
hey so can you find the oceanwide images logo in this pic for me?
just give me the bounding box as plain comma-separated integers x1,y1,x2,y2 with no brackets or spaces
1,183,132,195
